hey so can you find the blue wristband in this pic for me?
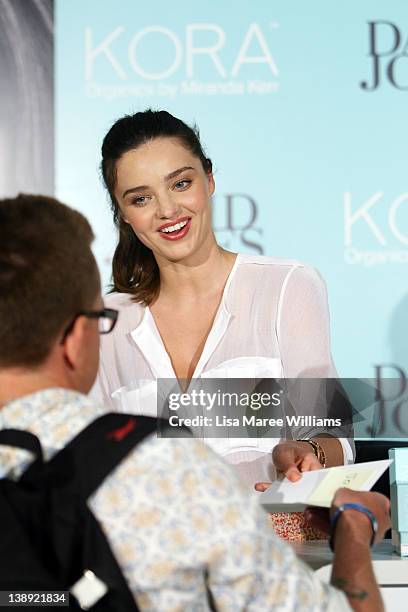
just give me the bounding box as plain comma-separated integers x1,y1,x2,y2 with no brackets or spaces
329,502,378,552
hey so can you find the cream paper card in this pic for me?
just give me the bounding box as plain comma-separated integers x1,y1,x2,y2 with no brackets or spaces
260,459,391,513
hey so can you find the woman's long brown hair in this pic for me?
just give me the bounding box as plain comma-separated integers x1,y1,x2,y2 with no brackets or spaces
101,109,212,305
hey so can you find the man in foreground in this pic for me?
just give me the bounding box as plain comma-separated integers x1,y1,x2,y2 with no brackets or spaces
0,194,390,611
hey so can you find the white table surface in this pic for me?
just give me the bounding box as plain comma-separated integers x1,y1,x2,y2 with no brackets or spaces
291,539,408,611
291,539,408,572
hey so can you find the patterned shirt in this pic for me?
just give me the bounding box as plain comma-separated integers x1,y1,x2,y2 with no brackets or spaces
0,388,350,611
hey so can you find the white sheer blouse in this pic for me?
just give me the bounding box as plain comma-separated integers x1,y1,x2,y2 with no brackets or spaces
92,254,354,485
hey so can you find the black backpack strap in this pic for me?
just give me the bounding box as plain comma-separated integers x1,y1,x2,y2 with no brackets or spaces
23,414,159,498
0,429,43,462
14,414,159,612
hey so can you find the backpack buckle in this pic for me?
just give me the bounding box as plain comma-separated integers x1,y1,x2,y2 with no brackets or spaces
70,569,108,610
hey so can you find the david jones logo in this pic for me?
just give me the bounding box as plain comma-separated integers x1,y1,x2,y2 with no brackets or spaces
361,21,408,91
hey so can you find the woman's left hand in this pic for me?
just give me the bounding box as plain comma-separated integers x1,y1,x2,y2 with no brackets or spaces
272,440,321,482
254,441,322,491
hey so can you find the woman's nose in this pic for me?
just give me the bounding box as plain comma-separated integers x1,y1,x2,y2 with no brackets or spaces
156,193,181,219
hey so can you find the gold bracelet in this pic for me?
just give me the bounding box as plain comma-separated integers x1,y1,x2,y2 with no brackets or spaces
298,438,327,468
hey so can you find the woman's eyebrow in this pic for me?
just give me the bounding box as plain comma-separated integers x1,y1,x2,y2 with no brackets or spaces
122,185,148,198
122,166,195,198
165,166,194,180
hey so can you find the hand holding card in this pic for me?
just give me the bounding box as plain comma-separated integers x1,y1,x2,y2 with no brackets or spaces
259,460,391,513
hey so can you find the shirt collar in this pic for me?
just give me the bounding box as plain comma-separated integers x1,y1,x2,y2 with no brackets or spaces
0,387,108,476
0,387,104,427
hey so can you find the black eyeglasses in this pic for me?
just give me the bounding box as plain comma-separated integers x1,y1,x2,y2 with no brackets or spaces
60,308,118,344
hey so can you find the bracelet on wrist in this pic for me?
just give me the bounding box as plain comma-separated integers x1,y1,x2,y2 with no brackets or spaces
296,438,326,468
329,502,378,552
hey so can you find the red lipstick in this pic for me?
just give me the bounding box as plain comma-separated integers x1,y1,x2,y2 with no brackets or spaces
157,217,191,241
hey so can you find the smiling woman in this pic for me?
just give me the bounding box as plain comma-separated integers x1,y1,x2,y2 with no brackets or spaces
100,110,218,307
114,137,215,269
92,109,353,507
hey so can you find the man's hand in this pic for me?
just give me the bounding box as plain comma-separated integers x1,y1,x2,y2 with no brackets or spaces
304,488,391,544
311,489,391,612
332,488,391,544
272,440,321,482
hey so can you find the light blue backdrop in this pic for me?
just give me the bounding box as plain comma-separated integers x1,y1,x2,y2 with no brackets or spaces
56,0,408,378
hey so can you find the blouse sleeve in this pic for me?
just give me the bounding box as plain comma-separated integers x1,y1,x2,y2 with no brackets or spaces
277,265,335,379
276,265,354,461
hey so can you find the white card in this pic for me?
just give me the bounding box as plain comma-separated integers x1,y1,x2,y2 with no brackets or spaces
260,459,392,513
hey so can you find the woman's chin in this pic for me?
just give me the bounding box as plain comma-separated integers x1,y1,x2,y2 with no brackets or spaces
154,242,197,264
152,230,215,265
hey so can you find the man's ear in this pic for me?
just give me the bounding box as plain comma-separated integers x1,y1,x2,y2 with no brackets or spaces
62,316,88,371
